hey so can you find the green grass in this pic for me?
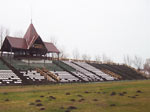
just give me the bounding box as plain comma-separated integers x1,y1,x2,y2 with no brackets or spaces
0,80,150,112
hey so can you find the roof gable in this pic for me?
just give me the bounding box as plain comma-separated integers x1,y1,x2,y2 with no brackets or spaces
5,36,27,49
23,24,39,48
44,42,60,53
30,36,46,49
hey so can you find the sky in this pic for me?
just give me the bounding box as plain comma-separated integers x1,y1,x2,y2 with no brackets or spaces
0,0,150,63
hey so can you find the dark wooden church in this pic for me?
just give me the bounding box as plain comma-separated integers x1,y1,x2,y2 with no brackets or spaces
1,23,60,59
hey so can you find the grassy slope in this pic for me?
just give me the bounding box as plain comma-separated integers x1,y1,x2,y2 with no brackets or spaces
0,80,150,112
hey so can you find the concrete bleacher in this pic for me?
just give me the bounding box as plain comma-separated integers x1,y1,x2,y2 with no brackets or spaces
3,57,31,70
72,71,91,81
3,57,63,71
0,70,22,85
51,71,80,83
20,70,46,82
53,60,90,82
63,61,103,81
90,63,131,80
0,60,9,70
89,63,147,80
0,56,146,85
113,65,146,79
73,61,115,81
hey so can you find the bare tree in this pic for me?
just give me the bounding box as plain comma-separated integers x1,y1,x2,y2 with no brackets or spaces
5,29,10,36
133,55,143,69
59,45,69,59
50,36,57,46
144,58,150,73
82,54,91,61
0,26,4,48
123,55,132,66
94,55,101,63
72,48,80,60
49,36,59,58
0,26,10,49
102,54,112,63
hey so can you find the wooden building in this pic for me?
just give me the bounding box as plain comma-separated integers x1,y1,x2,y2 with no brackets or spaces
1,23,60,59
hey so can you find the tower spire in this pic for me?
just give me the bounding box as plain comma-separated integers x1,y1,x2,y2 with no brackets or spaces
30,3,32,24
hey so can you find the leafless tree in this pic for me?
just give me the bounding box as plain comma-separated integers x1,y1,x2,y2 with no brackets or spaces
144,58,150,73
94,55,101,63
50,36,57,46
0,27,4,48
102,54,112,63
82,54,91,61
123,55,133,66
72,48,80,60
0,26,10,49
59,45,69,59
133,55,143,69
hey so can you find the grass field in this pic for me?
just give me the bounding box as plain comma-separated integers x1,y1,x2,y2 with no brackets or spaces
0,80,150,112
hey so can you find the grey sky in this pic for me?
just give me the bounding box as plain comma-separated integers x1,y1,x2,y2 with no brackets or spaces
0,0,150,62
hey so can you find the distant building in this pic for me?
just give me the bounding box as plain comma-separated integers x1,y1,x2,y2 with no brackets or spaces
1,23,60,59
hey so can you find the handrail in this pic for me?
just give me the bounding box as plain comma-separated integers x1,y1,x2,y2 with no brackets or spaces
41,68,60,82
36,68,54,82
101,69,122,80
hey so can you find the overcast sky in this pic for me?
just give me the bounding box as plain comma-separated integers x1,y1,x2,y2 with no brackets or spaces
0,0,150,63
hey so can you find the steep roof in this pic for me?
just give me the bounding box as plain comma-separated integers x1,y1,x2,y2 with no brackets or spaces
6,36,27,49
1,23,60,54
23,23,39,49
44,42,60,53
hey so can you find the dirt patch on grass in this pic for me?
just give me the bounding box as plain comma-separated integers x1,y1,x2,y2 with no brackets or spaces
136,90,142,93
110,104,116,106
40,108,45,111
35,99,41,102
70,99,76,102
4,99,9,101
36,103,43,107
77,94,83,97
78,98,85,102
93,99,98,101
49,96,56,100
29,102,35,105
110,92,116,96
66,92,70,95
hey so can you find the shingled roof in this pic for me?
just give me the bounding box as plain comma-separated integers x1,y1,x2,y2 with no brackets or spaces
44,42,60,53
6,36,27,49
23,23,39,49
1,23,60,53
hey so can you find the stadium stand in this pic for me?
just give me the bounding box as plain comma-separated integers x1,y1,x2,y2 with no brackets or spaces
0,57,31,84
53,60,87,82
73,61,115,81
36,68,55,82
114,65,146,79
63,61,103,81
0,70,22,85
0,59,9,70
3,57,63,71
20,70,46,83
89,63,146,80
0,56,147,85
51,71,80,83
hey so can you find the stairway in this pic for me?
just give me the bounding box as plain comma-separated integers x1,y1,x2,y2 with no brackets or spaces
0,57,32,85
